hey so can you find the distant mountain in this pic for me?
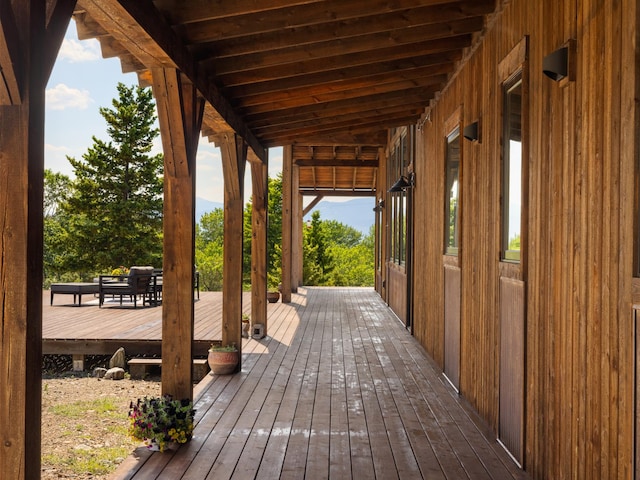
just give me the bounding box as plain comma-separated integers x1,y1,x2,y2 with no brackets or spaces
195,197,223,222
306,197,375,234
196,196,375,235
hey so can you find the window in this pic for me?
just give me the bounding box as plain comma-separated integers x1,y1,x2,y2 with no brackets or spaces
501,74,523,262
445,128,460,255
388,127,412,266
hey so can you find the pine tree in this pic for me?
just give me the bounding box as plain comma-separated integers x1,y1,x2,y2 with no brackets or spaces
62,83,163,273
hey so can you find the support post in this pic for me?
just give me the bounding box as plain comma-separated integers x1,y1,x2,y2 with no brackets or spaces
0,2,74,478
250,153,268,333
291,161,302,291
152,68,204,401
219,134,247,359
281,145,293,303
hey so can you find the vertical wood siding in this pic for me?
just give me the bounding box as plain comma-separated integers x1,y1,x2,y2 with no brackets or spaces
411,0,637,478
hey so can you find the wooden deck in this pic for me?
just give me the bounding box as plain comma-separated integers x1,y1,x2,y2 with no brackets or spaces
110,287,529,480
43,290,250,356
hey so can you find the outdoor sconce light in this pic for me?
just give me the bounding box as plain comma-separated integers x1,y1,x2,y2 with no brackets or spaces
463,120,480,142
543,40,575,83
543,46,568,81
389,172,415,192
372,199,385,212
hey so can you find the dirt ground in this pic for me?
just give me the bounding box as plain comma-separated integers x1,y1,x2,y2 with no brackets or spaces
41,360,161,479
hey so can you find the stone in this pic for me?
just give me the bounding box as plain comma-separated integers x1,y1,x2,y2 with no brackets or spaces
109,347,126,369
104,367,125,380
93,367,108,378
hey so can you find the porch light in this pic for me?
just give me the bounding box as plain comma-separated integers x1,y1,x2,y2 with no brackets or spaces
543,46,568,81
389,172,415,192
463,120,480,142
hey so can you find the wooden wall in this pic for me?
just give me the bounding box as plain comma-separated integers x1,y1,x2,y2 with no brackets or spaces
410,0,637,478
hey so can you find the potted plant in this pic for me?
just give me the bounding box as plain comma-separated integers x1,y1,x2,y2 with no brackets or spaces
128,395,195,452
267,273,280,303
208,343,239,374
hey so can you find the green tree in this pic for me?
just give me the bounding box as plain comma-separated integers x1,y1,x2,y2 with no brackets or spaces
303,210,334,285
196,209,225,291
61,83,163,273
323,219,362,248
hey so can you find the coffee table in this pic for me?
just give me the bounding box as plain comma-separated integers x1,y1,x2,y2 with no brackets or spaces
50,282,100,306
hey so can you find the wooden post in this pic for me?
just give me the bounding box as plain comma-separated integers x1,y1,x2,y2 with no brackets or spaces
219,134,247,358
0,2,74,478
291,161,302,292
281,145,293,303
250,153,268,333
151,68,204,401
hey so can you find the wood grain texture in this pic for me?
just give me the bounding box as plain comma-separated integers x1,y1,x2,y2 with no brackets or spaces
113,288,528,480
412,1,637,478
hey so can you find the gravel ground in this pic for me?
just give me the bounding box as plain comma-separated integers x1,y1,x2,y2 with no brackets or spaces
41,356,161,479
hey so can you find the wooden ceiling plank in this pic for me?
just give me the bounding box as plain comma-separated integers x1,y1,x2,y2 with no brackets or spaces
78,0,266,162
245,87,435,125
298,188,376,198
227,55,457,97
211,33,472,76
219,43,464,88
251,105,425,132
210,17,483,74
177,0,462,43
238,78,443,114
265,114,423,145
294,159,379,168
192,1,492,57
155,0,325,24
257,111,425,142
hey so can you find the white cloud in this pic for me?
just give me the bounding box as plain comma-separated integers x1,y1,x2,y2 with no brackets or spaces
46,83,92,110
58,38,101,63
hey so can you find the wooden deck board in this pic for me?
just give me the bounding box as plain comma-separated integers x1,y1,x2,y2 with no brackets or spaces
43,291,255,356
85,287,530,480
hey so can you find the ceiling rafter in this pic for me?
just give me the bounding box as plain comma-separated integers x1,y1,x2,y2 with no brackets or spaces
71,0,498,194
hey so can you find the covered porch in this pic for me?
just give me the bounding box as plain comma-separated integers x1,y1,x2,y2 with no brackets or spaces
114,287,528,480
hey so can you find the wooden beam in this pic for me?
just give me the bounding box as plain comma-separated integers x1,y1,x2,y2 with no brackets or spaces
152,68,204,401
299,189,376,197
217,35,471,84
0,2,50,478
79,0,267,163
43,0,77,79
210,18,483,75
0,1,23,104
294,158,378,168
281,145,293,303
291,162,303,290
250,156,268,333
219,134,247,355
195,2,493,58
302,195,324,216
179,0,482,42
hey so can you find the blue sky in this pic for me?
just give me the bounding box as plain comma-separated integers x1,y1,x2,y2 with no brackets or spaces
45,22,283,204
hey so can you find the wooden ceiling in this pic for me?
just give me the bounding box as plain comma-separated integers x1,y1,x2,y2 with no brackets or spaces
71,0,496,194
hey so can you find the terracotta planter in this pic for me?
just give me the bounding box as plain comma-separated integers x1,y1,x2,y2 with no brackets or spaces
267,291,280,303
207,350,239,375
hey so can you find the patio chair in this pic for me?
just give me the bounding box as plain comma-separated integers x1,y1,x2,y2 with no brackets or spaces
98,266,155,308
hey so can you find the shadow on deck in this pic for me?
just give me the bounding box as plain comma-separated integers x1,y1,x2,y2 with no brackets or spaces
111,287,529,480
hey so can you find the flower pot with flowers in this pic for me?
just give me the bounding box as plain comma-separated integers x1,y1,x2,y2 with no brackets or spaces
128,395,195,452
208,343,239,374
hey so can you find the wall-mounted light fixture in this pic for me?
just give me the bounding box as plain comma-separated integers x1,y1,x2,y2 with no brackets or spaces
372,199,385,212
389,172,415,192
543,40,575,84
463,120,480,142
